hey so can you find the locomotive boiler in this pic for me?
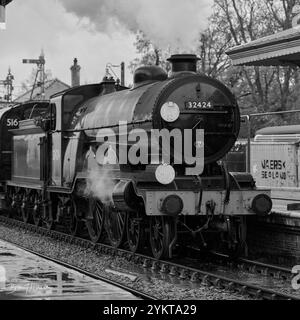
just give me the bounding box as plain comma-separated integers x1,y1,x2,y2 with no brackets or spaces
0,54,272,259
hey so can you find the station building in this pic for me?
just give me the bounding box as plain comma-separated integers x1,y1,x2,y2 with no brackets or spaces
227,27,300,265
14,78,70,103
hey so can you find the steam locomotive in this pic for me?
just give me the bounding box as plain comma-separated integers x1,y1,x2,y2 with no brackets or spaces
0,54,272,259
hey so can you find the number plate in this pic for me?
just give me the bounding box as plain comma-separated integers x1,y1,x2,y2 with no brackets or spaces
6,118,20,128
185,101,213,110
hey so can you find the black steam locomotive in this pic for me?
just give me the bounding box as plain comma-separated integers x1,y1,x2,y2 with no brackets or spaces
0,54,272,259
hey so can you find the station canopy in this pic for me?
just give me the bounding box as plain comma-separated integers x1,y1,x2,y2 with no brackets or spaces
226,27,300,67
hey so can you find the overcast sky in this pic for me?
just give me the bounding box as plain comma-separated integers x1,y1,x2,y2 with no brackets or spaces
0,0,136,99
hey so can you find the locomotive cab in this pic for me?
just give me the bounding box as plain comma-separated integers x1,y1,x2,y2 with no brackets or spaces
0,101,49,182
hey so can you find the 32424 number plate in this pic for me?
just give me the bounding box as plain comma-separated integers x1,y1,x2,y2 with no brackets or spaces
185,101,213,110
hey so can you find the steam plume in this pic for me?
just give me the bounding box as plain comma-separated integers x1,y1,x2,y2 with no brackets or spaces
59,0,213,50
85,168,115,204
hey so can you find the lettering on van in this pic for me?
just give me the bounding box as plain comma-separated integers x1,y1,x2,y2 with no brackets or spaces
261,160,286,180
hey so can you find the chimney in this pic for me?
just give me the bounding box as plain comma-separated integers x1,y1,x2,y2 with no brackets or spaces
167,54,200,75
70,58,81,87
120,62,125,86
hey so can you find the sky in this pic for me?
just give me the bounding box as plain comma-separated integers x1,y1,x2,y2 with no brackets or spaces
0,0,137,99
0,0,214,100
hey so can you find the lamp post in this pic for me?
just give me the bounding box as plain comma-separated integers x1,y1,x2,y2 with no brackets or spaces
105,62,125,86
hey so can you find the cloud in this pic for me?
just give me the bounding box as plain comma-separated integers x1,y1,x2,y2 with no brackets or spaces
0,0,214,99
59,0,214,51
0,0,136,98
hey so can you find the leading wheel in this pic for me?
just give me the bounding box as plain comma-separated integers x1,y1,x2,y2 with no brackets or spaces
105,208,126,248
86,199,105,243
126,211,145,253
149,216,177,260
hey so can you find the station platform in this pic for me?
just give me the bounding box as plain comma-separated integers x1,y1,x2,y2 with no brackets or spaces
271,199,300,224
0,240,138,300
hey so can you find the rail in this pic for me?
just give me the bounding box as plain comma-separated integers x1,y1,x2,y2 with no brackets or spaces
0,215,298,301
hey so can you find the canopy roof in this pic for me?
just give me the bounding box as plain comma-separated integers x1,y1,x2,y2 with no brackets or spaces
226,27,300,67
256,125,300,135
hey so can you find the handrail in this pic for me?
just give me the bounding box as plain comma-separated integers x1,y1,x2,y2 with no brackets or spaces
51,119,152,134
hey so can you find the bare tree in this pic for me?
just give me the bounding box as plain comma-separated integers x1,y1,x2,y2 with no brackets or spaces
21,68,53,93
129,31,171,73
130,0,300,123
214,0,300,117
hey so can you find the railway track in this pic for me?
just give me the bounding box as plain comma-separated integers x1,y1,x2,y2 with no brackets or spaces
208,252,292,281
0,215,299,300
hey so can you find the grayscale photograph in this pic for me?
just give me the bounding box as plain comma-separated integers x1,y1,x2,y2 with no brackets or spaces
0,0,299,313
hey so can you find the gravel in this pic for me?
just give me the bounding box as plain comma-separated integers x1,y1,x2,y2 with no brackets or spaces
0,222,253,300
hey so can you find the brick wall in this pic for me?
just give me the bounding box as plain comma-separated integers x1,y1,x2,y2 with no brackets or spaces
247,216,300,266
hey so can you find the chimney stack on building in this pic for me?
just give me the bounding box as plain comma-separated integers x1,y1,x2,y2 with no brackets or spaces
70,58,81,87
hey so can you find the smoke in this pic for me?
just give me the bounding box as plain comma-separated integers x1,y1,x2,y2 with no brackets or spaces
59,0,214,50
85,168,115,204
